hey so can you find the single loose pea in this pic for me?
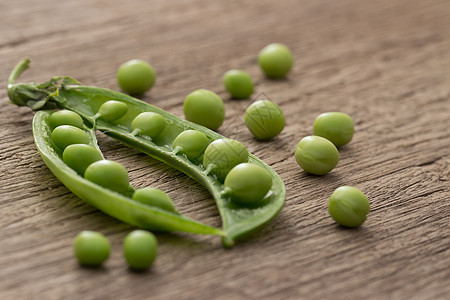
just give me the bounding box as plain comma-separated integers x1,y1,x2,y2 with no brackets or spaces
48,110,84,130
183,89,225,130
123,230,158,271
295,136,339,175
51,125,90,150
84,160,130,194
244,100,285,140
328,186,370,227
203,138,248,181
117,59,156,95
222,70,254,99
63,144,103,176
98,100,128,122
132,187,178,214
131,112,166,138
258,43,293,78
73,231,110,267
172,130,210,161
313,112,354,147
223,163,272,206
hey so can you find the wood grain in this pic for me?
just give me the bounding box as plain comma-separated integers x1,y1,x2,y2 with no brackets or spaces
1,0,449,299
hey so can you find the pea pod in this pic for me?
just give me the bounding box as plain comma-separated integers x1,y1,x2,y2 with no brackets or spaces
33,110,224,236
8,58,286,247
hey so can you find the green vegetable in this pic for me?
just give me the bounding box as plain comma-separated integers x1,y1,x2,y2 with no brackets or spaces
222,70,254,99
97,100,128,122
31,111,223,235
172,130,210,161
131,112,166,139
84,160,131,195
73,231,110,267
117,59,156,95
258,43,293,78
7,58,286,247
51,125,90,150
132,187,178,214
123,230,158,271
48,109,84,130
203,138,249,182
328,186,370,227
244,100,285,140
223,163,272,206
63,144,103,176
313,112,354,147
183,89,225,130
295,136,339,175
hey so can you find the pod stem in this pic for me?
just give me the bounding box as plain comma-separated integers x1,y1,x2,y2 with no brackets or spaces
8,57,30,86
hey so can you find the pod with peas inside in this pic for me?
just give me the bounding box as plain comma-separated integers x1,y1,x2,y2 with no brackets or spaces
8,58,286,247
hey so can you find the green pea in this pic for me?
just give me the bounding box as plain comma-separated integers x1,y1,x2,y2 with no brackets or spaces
203,138,248,181
172,130,210,161
84,160,130,194
51,125,90,150
98,100,128,121
183,89,225,130
117,59,156,95
294,136,339,175
222,70,254,99
123,230,158,271
132,187,178,214
73,231,110,267
48,110,84,130
313,112,354,147
131,112,166,138
63,144,103,176
244,100,285,140
223,163,272,206
258,43,293,78
328,186,370,227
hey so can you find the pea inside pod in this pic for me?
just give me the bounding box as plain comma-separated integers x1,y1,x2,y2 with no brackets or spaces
48,109,84,130
131,112,166,139
84,160,131,195
97,100,128,122
52,125,90,150
132,187,178,214
172,130,210,161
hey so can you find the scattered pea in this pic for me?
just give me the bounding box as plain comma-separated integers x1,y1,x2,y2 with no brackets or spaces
48,110,84,130
51,125,90,150
123,230,158,271
63,144,103,176
222,70,254,99
131,112,166,138
172,130,210,161
117,59,156,95
132,187,178,214
244,100,285,140
258,43,293,78
313,112,354,147
73,231,110,267
328,186,370,227
203,138,248,181
223,163,272,206
294,136,339,175
98,100,128,122
183,89,225,130
84,160,130,194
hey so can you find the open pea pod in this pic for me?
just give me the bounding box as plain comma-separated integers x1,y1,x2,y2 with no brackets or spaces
33,110,224,236
8,58,285,247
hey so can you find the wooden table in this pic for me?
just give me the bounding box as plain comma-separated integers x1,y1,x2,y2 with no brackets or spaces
1,0,449,299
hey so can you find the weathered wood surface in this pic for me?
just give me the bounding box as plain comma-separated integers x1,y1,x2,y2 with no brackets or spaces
1,0,449,299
